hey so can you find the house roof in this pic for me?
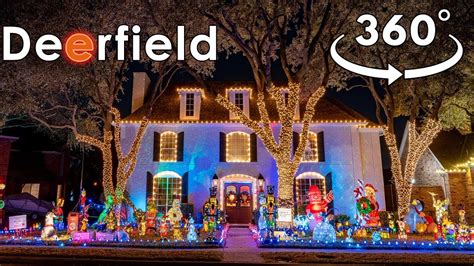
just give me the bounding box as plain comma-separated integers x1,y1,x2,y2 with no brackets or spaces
428,130,474,169
123,82,376,126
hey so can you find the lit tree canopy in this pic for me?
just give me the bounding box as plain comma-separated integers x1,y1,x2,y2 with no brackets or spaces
338,1,473,217
199,0,364,208
0,1,214,202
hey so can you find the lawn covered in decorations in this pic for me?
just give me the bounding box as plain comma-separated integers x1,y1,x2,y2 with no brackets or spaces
0,188,227,248
253,182,474,251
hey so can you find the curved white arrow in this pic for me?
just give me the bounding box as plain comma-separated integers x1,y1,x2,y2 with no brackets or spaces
330,35,403,85
404,34,463,79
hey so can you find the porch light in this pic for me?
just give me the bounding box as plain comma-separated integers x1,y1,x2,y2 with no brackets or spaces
212,174,219,187
258,174,265,191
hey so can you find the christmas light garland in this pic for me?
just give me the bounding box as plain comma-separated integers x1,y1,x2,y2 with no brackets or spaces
75,108,149,203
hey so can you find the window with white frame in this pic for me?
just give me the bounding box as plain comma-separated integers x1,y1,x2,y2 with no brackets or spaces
227,89,250,119
178,88,203,120
153,172,182,212
22,183,40,198
234,93,244,110
160,132,178,162
226,132,251,162
295,172,326,206
303,132,319,162
185,93,195,117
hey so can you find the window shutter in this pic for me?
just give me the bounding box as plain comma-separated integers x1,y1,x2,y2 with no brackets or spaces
177,132,184,162
292,131,300,155
146,172,153,200
219,132,226,162
153,132,161,162
317,131,325,162
182,172,189,203
250,133,257,162
325,172,333,215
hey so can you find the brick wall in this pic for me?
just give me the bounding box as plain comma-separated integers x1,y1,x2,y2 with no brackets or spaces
413,149,450,198
448,171,471,222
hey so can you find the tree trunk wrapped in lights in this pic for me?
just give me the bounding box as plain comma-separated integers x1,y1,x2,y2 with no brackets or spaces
76,107,149,202
216,82,326,209
383,119,442,218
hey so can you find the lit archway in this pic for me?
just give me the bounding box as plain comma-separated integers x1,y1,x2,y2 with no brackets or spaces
219,174,257,210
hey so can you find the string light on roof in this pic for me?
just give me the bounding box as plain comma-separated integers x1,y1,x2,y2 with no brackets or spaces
225,87,253,99
176,88,206,99
121,119,368,124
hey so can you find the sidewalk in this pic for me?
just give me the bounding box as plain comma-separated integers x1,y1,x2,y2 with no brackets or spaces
222,226,474,264
223,226,265,263
0,227,472,264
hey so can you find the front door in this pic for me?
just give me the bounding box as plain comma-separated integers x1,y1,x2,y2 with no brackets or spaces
224,183,253,224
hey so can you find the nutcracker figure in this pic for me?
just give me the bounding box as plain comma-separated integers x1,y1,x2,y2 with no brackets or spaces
203,186,219,241
265,186,277,238
257,192,268,238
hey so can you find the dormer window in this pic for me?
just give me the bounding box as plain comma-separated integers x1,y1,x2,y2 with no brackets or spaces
178,88,204,120
235,93,244,110
226,88,251,120
185,93,195,117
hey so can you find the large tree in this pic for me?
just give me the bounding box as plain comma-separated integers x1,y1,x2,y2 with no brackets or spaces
199,1,361,209
340,1,473,218
0,1,214,206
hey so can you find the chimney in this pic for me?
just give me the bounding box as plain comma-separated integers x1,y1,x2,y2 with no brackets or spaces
131,72,151,113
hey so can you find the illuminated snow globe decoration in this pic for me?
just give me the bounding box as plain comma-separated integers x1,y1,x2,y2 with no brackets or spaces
312,217,336,243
